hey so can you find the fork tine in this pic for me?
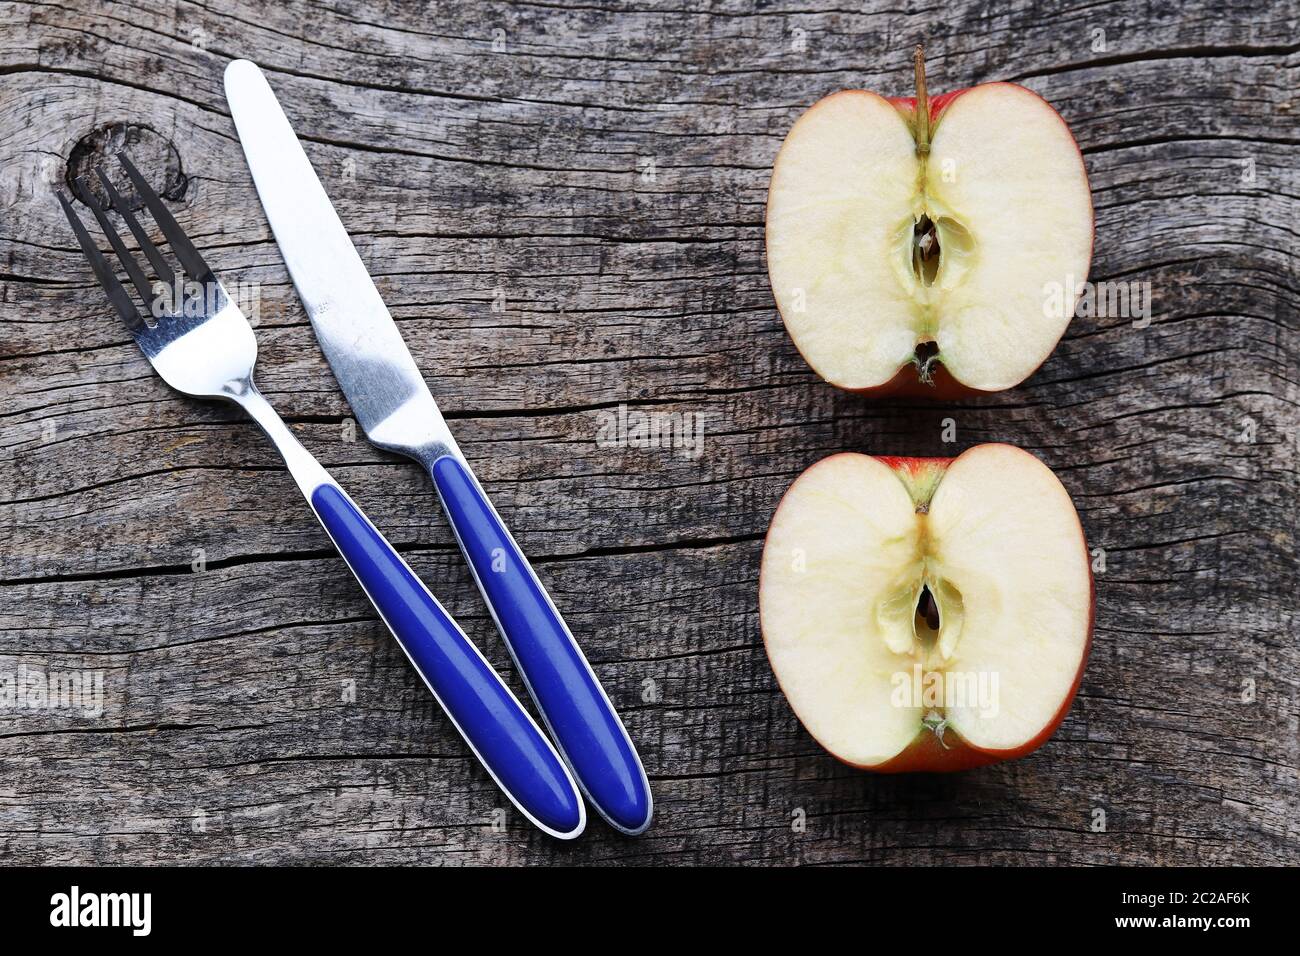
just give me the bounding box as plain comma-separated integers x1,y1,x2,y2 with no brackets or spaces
94,168,176,295
116,152,214,283
57,191,146,334
76,175,158,311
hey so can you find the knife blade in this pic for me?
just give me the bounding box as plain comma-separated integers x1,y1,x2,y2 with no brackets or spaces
224,59,653,835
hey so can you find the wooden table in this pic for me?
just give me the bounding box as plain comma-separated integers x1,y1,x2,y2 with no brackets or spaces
1,0,1295,865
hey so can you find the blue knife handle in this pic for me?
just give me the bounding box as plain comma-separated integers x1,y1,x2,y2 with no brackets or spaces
308,481,585,839
429,455,653,835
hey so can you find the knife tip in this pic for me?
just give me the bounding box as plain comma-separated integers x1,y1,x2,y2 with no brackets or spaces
223,58,263,89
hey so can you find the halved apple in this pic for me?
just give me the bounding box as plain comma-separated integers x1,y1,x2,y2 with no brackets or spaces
765,49,1094,395
759,444,1094,771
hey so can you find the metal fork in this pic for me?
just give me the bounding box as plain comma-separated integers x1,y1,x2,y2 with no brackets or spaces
58,154,585,839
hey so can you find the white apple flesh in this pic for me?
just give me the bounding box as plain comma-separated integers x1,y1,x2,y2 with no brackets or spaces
765,50,1094,395
759,444,1094,771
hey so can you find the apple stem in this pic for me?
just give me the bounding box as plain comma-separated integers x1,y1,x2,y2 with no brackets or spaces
914,44,930,157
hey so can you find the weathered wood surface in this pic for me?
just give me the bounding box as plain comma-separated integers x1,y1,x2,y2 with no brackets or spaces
0,0,1296,865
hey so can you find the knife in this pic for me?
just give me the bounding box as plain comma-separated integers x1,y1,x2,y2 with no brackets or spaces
224,59,653,835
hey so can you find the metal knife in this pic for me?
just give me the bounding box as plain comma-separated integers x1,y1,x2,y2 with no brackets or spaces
224,59,652,835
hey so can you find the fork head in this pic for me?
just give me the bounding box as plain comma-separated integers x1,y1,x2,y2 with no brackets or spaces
59,153,257,401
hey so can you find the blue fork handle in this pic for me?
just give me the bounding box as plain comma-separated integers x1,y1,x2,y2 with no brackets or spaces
307,481,585,839
429,455,653,835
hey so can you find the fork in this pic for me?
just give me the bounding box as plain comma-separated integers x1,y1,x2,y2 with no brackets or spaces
57,154,585,840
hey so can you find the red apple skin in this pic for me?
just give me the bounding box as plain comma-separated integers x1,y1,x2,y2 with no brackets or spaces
760,447,1096,772
847,361,984,400
768,82,1096,398
872,453,950,474
887,87,969,121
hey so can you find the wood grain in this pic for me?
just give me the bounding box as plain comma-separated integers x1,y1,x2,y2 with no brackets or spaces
0,0,1295,865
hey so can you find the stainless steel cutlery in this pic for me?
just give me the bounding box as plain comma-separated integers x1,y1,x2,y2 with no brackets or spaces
59,155,585,839
223,59,652,835
59,57,652,840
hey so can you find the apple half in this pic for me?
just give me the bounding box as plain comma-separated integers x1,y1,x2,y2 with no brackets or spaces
759,444,1093,771
765,49,1094,395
